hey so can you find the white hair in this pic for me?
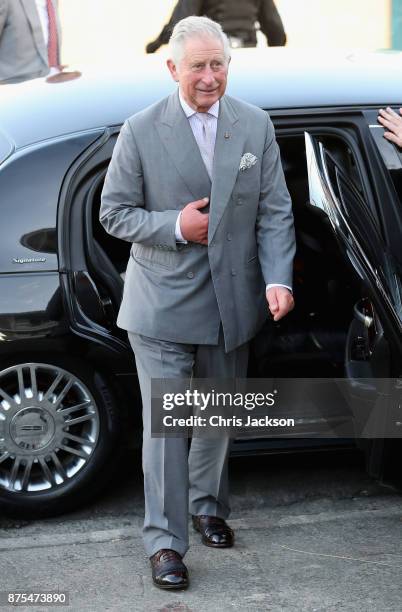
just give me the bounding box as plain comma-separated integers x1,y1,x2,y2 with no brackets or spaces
168,16,231,66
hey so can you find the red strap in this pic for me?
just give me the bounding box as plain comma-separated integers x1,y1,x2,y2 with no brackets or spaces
46,0,59,68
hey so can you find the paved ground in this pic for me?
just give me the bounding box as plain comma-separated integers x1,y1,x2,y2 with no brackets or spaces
0,449,401,611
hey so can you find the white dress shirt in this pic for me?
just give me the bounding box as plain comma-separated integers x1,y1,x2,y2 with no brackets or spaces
180,92,219,179
175,90,291,293
35,0,49,45
175,92,218,241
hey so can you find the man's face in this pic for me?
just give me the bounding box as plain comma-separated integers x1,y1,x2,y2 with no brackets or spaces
167,35,229,112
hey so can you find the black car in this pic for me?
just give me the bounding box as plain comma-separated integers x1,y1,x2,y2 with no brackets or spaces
0,49,401,517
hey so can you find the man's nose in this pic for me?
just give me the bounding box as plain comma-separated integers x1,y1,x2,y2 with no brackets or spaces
201,67,216,85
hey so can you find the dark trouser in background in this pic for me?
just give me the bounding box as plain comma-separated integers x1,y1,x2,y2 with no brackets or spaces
128,329,249,558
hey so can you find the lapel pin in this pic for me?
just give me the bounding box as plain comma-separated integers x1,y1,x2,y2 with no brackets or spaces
224,132,231,139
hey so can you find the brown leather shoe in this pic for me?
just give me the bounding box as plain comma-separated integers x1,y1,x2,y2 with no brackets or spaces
192,515,234,548
149,549,189,590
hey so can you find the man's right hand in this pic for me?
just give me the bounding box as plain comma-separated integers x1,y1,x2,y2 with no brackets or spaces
180,198,209,245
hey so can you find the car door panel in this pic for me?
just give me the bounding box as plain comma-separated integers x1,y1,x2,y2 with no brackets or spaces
305,131,402,472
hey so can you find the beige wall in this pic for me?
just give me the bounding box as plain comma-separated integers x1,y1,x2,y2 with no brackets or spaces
276,0,391,49
59,0,392,67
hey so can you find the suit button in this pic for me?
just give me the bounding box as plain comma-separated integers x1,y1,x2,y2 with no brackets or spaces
237,198,243,206
226,233,232,241
187,272,195,279
231,269,237,276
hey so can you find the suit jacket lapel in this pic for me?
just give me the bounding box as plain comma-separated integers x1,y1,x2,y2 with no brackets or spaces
155,90,211,202
20,0,48,65
209,96,245,243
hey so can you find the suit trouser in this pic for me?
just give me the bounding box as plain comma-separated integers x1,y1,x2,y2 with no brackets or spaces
127,329,249,558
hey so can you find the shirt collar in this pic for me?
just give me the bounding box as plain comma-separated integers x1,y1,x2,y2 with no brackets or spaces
179,90,220,118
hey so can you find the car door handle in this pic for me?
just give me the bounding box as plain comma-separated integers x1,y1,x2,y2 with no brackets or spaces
354,300,373,329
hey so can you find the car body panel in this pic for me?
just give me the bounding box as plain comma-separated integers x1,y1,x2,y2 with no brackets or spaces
0,273,63,342
0,128,13,165
1,50,402,149
0,131,102,273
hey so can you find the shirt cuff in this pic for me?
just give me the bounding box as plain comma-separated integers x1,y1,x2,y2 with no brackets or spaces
175,212,187,243
266,283,292,292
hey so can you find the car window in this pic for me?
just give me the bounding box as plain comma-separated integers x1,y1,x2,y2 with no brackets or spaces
364,109,402,207
318,135,367,201
278,129,376,225
370,127,402,205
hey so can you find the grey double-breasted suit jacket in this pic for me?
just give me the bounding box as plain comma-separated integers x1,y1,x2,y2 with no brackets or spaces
100,90,295,352
0,0,61,84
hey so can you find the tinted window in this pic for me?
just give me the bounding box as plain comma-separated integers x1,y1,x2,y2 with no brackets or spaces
365,109,402,206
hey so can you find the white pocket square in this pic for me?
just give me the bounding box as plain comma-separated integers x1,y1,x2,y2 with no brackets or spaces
239,152,258,171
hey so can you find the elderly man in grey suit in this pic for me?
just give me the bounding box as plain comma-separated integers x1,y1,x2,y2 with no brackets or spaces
100,16,295,590
0,0,61,84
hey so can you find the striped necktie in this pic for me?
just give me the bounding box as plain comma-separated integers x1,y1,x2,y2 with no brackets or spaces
46,0,60,68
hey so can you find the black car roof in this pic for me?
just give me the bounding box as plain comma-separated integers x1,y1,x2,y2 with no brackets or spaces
2,48,402,150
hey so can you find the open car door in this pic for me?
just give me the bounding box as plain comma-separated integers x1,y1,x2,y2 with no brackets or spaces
304,131,402,485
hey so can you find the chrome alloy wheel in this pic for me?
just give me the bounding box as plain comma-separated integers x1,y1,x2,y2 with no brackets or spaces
0,363,100,493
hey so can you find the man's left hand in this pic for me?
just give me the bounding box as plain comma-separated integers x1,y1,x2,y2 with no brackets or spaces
266,286,294,321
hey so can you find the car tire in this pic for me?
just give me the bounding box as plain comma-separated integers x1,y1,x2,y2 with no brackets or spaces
0,355,123,518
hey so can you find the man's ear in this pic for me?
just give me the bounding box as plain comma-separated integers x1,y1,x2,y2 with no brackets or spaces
167,59,179,82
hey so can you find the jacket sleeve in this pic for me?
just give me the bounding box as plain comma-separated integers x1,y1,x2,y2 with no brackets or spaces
99,121,179,250
258,0,286,46
0,0,8,39
152,0,204,47
256,113,295,287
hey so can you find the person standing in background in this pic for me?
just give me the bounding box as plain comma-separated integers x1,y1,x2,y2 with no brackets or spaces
0,0,61,84
146,0,286,53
